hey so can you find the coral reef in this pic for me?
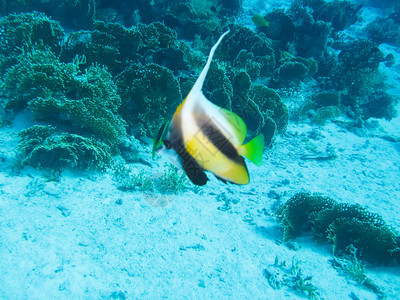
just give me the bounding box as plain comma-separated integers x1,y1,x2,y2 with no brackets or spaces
295,0,361,31
162,1,222,40
330,250,386,298
220,25,275,80
365,5,400,46
277,193,400,265
116,63,182,137
276,193,337,241
60,21,142,75
298,91,342,124
160,165,188,194
113,165,153,191
61,21,188,76
1,0,397,173
289,2,332,60
0,12,64,76
312,106,341,125
263,256,320,299
203,61,233,108
17,125,112,170
3,49,126,145
273,56,317,84
0,0,97,29
249,85,289,134
334,39,397,120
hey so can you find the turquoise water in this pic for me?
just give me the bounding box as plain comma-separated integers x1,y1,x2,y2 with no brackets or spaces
0,1,399,299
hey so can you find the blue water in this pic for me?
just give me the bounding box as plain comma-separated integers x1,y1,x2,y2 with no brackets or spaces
0,0,399,299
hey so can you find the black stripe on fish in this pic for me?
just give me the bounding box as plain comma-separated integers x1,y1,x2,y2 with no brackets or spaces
195,116,243,164
168,115,209,186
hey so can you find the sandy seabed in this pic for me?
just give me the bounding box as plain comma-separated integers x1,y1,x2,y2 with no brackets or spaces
1,111,400,299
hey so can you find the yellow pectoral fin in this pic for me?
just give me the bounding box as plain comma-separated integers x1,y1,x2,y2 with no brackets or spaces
239,133,264,166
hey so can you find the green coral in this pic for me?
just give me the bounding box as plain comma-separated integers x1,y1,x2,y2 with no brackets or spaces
203,61,233,108
333,39,397,120
160,165,187,194
221,25,274,61
162,1,222,40
263,256,320,299
116,63,182,137
0,0,98,28
273,56,318,82
219,24,275,81
249,85,289,133
277,193,336,241
232,70,252,98
277,193,400,264
113,165,153,191
3,48,126,145
312,91,340,107
312,106,341,125
0,12,64,77
298,91,342,124
18,125,112,170
61,21,141,75
61,21,187,75
3,49,76,110
231,79,288,144
330,248,386,299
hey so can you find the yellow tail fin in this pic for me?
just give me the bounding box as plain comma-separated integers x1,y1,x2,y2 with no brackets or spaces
239,134,264,166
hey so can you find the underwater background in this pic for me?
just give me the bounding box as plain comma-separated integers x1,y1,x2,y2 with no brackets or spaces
0,0,400,299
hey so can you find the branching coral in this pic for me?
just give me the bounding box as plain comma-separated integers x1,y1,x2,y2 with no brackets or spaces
60,20,142,75
160,165,188,194
0,12,64,77
249,85,289,134
113,165,153,191
61,21,188,75
333,39,397,120
298,91,342,125
294,0,361,31
220,25,275,80
18,125,112,170
366,16,400,46
163,1,222,40
203,61,233,108
277,193,400,264
276,193,336,241
3,48,126,145
116,63,182,137
3,49,77,110
273,56,318,84
312,106,341,125
0,0,98,30
289,3,332,59
263,256,320,299
231,74,288,144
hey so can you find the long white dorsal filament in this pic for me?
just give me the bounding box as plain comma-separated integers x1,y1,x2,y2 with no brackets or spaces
189,30,230,96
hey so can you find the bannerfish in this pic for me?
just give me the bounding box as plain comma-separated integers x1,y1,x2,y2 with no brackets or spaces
251,14,270,27
152,30,264,186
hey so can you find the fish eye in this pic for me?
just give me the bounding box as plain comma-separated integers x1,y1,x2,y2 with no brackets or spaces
163,140,172,149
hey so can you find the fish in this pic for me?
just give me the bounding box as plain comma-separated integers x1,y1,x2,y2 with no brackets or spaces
152,30,264,186
251,14,270,27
